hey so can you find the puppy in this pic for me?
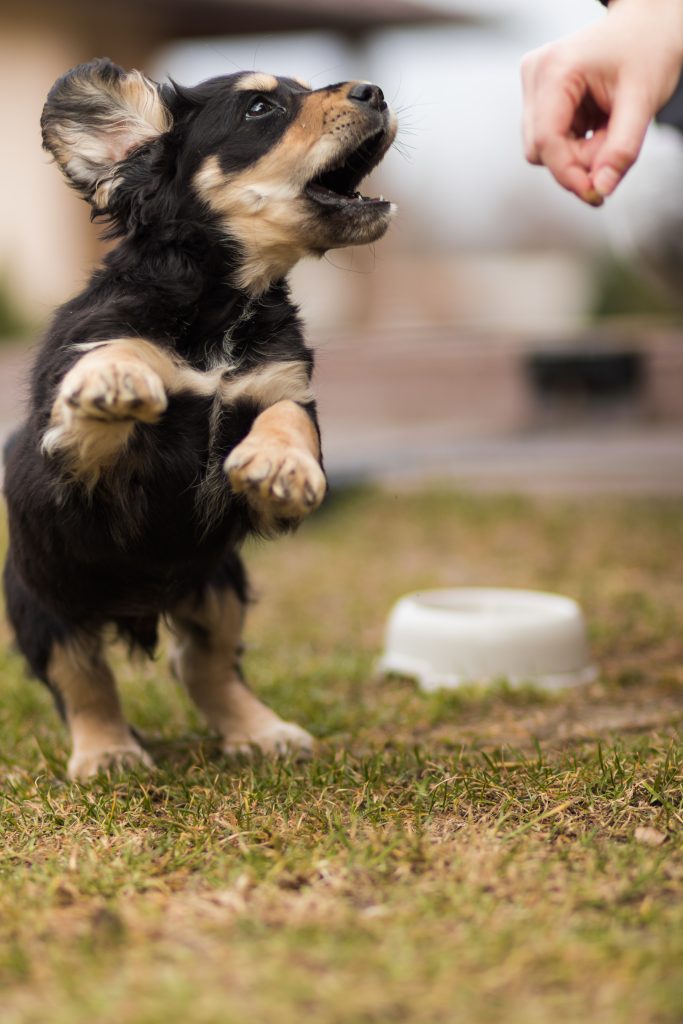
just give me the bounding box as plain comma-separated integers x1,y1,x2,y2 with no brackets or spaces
3,59,396,779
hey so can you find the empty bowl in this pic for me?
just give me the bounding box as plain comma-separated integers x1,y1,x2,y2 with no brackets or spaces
380,587,597,692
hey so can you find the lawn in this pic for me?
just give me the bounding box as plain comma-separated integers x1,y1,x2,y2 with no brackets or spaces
0,486,681,1024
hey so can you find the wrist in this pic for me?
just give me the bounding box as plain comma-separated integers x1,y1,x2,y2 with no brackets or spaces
608,0,683,56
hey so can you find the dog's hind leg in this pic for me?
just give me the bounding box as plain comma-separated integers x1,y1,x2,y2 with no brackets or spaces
4,551,152,779
168,556,314,759
48,633,154,780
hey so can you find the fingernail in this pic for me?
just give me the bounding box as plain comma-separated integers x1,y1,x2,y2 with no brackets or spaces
584,189,604,208
594,166,620,198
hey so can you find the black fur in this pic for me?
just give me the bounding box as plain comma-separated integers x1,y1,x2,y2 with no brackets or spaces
3,59,395,740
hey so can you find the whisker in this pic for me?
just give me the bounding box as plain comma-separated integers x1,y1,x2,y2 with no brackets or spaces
249,41,262,71
205,43,244,74
392,142,415,162
307,62,349,83
322,249,377,275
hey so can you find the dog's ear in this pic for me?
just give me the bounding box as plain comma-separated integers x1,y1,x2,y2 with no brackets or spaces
41,58,172,209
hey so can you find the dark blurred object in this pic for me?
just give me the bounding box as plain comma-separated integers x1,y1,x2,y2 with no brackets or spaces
658,69,683,134
174,0,477,35
526,345,646,427
527,349,643,401
48,0,478,42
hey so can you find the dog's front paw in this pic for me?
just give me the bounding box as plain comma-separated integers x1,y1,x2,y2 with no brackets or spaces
222,721,314,760
225,441,326,520
61,357,167,423
68,741,154,780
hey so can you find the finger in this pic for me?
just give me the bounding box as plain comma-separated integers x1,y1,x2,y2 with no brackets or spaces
591,84,652,197
520,53,542,164
521,50,605,204
574,127,608,168
537,135,604,205
523,107,541,165
525,69,590,178
524,47,583,129
571,98,608,140
520,47,570,165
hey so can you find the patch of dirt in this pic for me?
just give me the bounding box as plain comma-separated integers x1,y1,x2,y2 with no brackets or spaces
427,682,683,752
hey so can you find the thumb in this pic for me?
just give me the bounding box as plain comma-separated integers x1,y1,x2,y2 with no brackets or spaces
592,84,653,198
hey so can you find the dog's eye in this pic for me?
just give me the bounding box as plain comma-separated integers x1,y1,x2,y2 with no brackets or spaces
245,95,275,119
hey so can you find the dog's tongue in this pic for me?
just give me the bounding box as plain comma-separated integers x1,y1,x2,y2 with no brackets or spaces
306,182,362,203
305,183,384,207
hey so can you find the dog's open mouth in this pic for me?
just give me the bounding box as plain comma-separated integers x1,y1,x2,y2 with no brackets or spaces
304,129,392,210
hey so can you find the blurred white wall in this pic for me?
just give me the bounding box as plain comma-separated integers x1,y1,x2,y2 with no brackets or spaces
154,0,614,333
2,0,647,334
0,23,87,317
155,0,606,254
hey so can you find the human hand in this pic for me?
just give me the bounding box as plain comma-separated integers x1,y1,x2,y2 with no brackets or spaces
521,0,683,205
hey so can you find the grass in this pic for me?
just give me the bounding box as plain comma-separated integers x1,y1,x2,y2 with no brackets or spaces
0,486,681,1024
0,277,30,340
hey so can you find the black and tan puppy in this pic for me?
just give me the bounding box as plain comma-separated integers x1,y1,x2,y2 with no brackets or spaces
3,59,396,779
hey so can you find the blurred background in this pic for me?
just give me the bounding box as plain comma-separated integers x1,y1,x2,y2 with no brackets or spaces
1,0,682,493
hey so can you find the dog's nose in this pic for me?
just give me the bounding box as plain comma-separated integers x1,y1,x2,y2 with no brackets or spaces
348,82,386,111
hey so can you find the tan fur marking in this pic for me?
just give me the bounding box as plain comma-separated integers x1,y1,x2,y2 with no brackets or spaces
235,72,279,93
45,68,171,208
69,341,313,406
44,336,314,488
292,76,312,90
220,360,314,408
195,154,311,294
49,636,152,779
225,398,326,526
118,71,172,135
194,87,392,293
43,411,136,487
168,589,313,756
244,398,321,460
44,339,172,487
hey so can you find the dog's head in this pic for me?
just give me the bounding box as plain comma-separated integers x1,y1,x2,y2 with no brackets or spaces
42,59,397,293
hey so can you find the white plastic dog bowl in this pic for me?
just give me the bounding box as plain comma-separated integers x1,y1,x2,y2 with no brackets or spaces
379,588,597,692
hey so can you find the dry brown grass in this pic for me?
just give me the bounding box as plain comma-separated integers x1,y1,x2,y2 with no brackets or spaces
0,487,681,1023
